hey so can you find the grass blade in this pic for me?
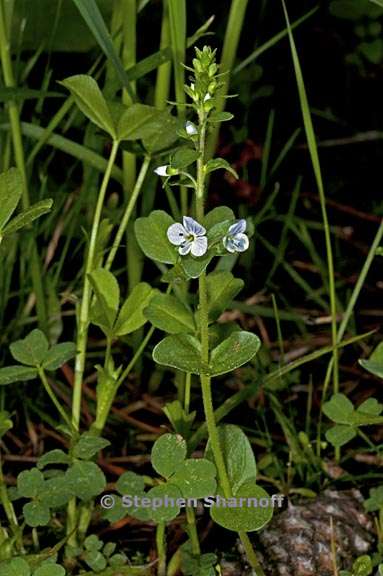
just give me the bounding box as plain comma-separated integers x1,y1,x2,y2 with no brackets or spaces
281,0,339,392
71,0,135,101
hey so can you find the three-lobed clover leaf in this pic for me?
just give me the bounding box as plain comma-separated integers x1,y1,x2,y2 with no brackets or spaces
0,168,53,245
89,268,155,338
323,393,383,448
0,329,76,386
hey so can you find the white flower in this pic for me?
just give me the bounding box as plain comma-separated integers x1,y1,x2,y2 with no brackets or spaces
223,219,249,253
154,165,170,177
185,121,198,136
167,216,208,257
203,93,212,102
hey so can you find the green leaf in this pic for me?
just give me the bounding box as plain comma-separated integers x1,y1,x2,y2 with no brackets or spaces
65,461,106,501
114,283,154,336
146,483,182,522
18,469,45,498
364,486,383,512
2,199,53,236
10,329,49,366
135,210,177,264
181,252,213,280
357,397,382,416
153,334,203,374
71,0,134,98
170,459,217,499
89,268,120,333
203,206,235,230
116,471,146,495
142,109,179,153
322,393,355,424
73,433,110,460
206,271,244,322
83,549,107,572
359,342,383,379
208,112,234,123
37,449,70,469
163,400,196,439
1,558,31,576
0,411,13,438
325,424,357,448
0,168,22,231
43,476,73,508
42,342,76,371
352,555,373,576
205,425,257,493
117,104,164,140
205,158,238,179
23,501,50,527
0,365,38,385
171,147,200,170
151,433,187,478
144,293,195,334
33,565,66,576
60,75,116,138
210,481,273,532
209,331,261,376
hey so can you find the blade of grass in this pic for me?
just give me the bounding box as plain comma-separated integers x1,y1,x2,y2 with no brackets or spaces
71,0,135,101
167,0,187,214
0,122,124,182
281,0,339,392
0,0,47,332
206,0,249,160
155,2,171,109
234,6,318,74
260,108,275,190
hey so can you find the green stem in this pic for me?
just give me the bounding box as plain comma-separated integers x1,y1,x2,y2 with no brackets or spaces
154,2,171,109
156,522,167,576
0,0,47,332
0,457,22,550
195,110,263,575
104,155,151,271
72,139,120,431
185,506,200,556
38,368,73,431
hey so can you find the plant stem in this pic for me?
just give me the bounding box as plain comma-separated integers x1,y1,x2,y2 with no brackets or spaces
0,457,23,550
104,155,151,271
185,506,200,556
156,522,167,576
38,368,73,431
0,0,47,332
72,139,120,430
195,111,264,576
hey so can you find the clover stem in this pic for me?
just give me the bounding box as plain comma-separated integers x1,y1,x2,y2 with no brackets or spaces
156,521,167,576
38,368,73,431
72,139,120,431
195,110,265,576
104,154,151,272
0,457,23,551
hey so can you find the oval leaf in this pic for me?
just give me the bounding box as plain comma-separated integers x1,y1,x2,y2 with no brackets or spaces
10,329,49,366
114,282,154,336
144,293,195,334
60,75,116,138
42,342,76,370
210,482,273,532
135,210,177,264
0,365,38,385
151,433,187,478
153,334,203,375
0,167,22,231
209,331,260,376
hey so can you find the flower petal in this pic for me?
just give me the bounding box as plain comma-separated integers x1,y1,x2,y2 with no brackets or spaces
167,223,187,246
154,165,169,177
223,236,237,253
233,233,249,252
183,216,206,236
185,121,198,136
179,241,192,256
228,219,246,236
191,236,208,257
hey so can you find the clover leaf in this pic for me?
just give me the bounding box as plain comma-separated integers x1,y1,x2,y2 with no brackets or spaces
323,393,383,448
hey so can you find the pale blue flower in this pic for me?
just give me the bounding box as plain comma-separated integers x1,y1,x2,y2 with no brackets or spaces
167,216,208,257
223,219,249,253
185,121,198,136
